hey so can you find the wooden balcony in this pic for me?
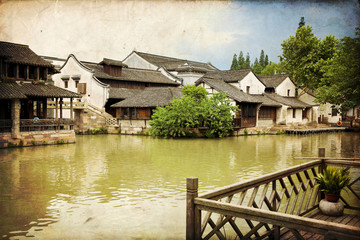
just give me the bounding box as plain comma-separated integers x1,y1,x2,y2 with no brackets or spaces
186,149,360,240
20,119,75,132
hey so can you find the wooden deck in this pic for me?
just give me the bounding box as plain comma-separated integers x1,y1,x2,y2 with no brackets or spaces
281,210,360,239
186,148,360,240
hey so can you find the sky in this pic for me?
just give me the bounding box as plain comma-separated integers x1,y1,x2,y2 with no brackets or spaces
0,0,359,70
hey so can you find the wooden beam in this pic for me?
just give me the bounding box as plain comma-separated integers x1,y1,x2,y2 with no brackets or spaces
70,98,73,120
186,177,201,240
199,160,322,200
194,198,360,238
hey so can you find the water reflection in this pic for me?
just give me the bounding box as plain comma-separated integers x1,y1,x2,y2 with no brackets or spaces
0,132,359,239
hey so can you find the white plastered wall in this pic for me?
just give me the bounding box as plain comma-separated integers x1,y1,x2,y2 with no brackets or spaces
123,53,158,70
276,77,296,97
230,72,265,94
52,55,109,118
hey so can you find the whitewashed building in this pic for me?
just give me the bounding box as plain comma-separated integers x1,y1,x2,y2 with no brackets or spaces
123,51,218,86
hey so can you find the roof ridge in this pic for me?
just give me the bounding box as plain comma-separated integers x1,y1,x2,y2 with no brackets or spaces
0,41,28,47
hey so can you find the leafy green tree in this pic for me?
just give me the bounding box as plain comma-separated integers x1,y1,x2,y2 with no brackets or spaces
238,51,245,69
252,58,262,74
261,62,281,75
280,25,338,89
264,55,269,66
230,53,239,70
315,28,360,114
298,17,305,29
149,86,238,138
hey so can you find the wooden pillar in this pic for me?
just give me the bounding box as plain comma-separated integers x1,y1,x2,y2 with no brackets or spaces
11,99,20,138
186,177,201,240
36,99,41,118
36,67,40,80
55,98,58,120
28,100,34,119
59,97,63,119
70,98,73,120
16,64,19,79
43,99,47,119
26,66,29,80
44,68,48,81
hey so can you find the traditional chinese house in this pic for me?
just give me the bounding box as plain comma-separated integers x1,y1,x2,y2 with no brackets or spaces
0,41,81,148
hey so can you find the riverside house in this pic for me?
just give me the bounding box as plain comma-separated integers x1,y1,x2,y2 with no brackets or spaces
122,51,218,85
110,87,182,134
0,41,81,148
196,70,315,129
51,54,180,133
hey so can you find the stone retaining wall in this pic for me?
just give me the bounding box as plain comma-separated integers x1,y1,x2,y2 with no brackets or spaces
0,130,76,148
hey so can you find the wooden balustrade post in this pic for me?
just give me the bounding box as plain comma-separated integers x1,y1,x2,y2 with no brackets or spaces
186,177,201,240
318,148,326,201
271,180,280,240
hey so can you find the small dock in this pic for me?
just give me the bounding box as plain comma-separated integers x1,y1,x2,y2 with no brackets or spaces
186,148,360,240
281,210,360,239
285,127,346,135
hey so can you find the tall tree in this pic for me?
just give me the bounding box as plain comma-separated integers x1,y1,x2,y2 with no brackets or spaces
230,54,238,70
280,25,337,89
298,17,305,29
245,52,251,68
259,50,265,68
264,55,269,66
252,58,262,74
238,51,245,69
316,28,360,114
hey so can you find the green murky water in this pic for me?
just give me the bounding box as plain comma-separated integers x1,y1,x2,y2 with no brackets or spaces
0,132,359,239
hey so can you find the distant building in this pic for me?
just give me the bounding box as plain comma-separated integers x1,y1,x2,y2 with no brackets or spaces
51,54,181,132
111,87,182,134
122,51,218,85
0,41,80,148
196,70,315,129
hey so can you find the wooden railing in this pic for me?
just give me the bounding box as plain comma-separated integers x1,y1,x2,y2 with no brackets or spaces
186,149,360,240
0,119,12,132
20,119,75,132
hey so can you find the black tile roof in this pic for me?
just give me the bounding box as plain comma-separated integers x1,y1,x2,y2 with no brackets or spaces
83,62,180,86
200,69,253,83
0,41,53,67
264,93,310,108
111,87,182,108
99,58,128,67
0,82,81,99
256,75,289,88
198,78,262,104
109,88,142,99
134,51,218,72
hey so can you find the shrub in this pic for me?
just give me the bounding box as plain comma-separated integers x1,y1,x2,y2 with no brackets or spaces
149,86,238,138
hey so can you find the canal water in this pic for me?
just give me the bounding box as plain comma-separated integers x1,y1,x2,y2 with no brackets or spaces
0,132,359,239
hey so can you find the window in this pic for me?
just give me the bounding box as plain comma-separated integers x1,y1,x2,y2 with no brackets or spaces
331,108,338,117
293,109,296,118
7,63,16,78
287,89,290,97
19,65,26,79
64,81,68,88
75,80,79,88
246,86,250,94
29,66,36,79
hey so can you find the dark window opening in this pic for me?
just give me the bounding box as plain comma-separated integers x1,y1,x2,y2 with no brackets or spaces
7,63,16,78
293,109,296,118
332,108,337,117
29,66,36,79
